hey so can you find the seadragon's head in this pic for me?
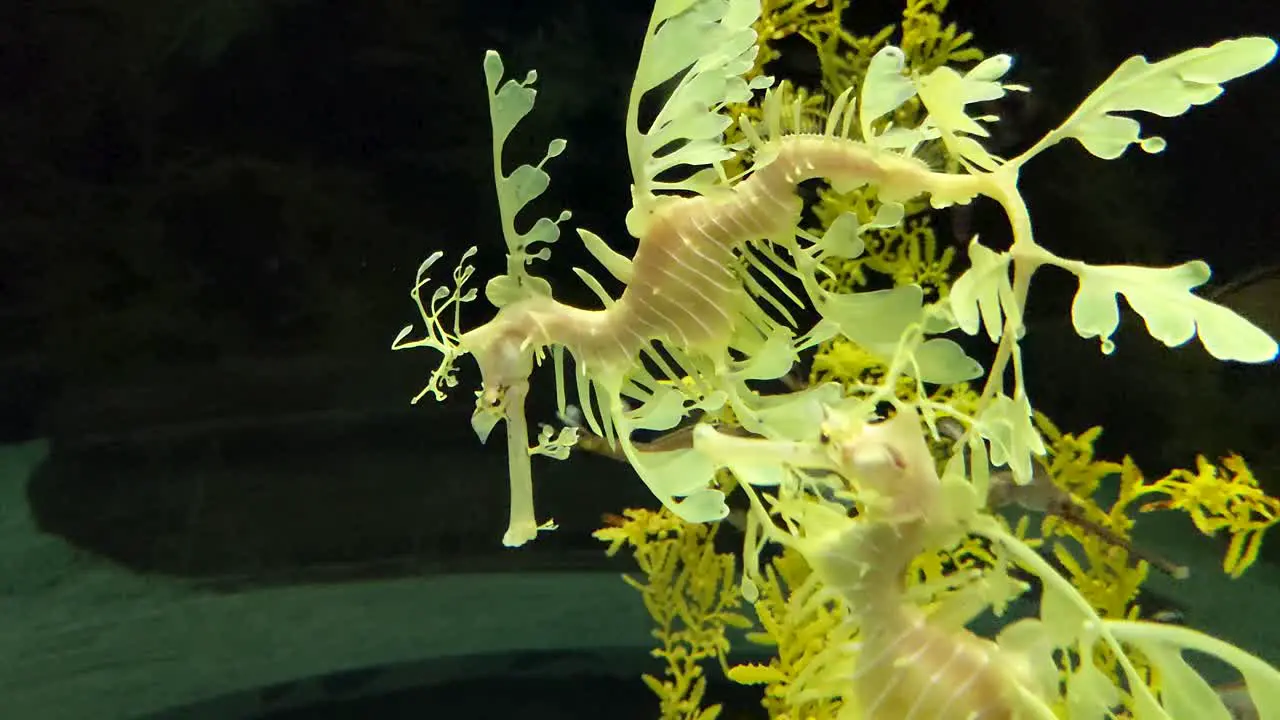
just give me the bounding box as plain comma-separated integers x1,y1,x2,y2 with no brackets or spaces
391,48,577,547
390,258,551,547
460,309,536,444
817,404,942,523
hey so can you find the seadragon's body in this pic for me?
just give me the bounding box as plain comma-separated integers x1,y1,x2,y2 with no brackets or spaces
800,410,1050,719
695,405,1056,719
467,132,964,380
452,122,982,545
838,527,1029,719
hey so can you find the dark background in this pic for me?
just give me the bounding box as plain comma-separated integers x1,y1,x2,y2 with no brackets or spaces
1,0,1278,582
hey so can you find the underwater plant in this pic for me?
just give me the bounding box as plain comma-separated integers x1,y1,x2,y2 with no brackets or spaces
596,507,752,720
393,0,1280,715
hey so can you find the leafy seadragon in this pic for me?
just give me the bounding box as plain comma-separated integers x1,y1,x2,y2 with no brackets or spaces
393,0,1277,550
694,392,1280,719
393,0,987,546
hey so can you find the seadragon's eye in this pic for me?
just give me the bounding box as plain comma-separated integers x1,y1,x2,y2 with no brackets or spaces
480,385,507,411
489,387,507,407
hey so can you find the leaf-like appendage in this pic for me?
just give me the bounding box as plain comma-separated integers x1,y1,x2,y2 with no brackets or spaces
730,331,798,382
483,50,572,306
1065,658,1125,718
812,281,982,385
816,212,866,260
1069,260,1278,362
913,54,1022,171
816,284,926,358
860,46,917,143
577,228,634,284
813,204,902,261
994,619,1061,704
622,427,727,520
625,0,771,231
394,247,480,403
530,424,580,460
1043,37,1277,161
912,338,983,384
1106,620,1280,720
743,382,844,442
949,240,1013,343
1140,645,1233,720
974,393,1046,486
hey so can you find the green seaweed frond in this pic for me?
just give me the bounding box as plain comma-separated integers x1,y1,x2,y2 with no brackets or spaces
753,0,843,73
1033,413,1124,500
1034,416,1145,621
593,508,753,720
727,546,851,719
1050,535,1150,622
1121,454,1280,578
899,0,984,72
814,192,957,298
